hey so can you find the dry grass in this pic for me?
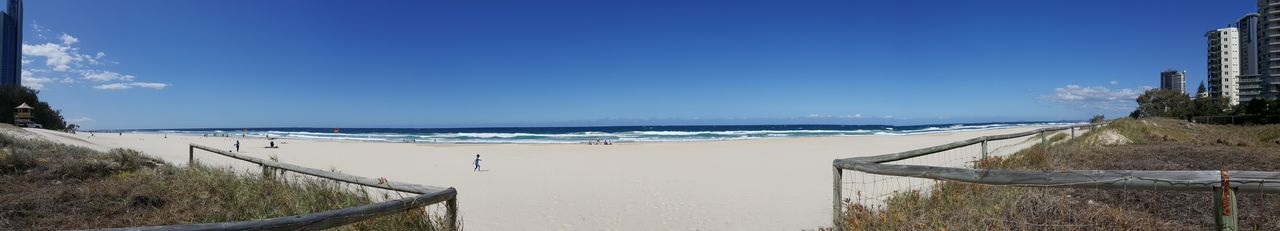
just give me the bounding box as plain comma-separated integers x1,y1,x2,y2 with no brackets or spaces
837,118,1280,230
0,129,452,230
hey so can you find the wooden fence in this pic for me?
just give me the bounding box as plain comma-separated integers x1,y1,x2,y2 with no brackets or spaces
89,144,459,231
1190,115,1278,125
831,123,1280,230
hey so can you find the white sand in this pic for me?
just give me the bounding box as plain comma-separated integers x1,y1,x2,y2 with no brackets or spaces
26,126,1043,230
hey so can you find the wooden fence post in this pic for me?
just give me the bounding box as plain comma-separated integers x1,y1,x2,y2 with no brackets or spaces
1070,127,1076,139
446,197,459,230
980,139,988,160
1215,170,1238,231
261,164,274,179
832,166,843,230
188,145,195,165
1040,131,1048,153
1214,186,1238,230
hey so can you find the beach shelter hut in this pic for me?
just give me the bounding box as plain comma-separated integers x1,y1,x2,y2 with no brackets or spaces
13,103,33,125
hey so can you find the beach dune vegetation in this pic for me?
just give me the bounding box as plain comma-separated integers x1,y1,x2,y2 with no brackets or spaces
0,125,450,230
837,118,1280,230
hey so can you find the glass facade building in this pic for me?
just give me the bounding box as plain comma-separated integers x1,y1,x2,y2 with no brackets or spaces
0,0,21,87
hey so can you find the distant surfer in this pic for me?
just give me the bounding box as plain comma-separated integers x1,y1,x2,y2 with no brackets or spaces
474,154,482,171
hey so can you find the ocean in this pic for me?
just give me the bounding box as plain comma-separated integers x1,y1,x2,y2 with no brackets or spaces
130,121,1082,144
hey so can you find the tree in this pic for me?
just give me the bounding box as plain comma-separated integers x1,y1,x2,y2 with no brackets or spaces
1271,99,1280,116
1187,81,1219,118
1196,81,1207,97
1245,98,1268,115
1190,95,1230,118
1135,89,1191,118
1089,114,1105,123
0,86,67,130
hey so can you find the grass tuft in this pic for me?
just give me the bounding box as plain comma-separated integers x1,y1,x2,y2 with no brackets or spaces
0,125,453,230
837,118,1280,230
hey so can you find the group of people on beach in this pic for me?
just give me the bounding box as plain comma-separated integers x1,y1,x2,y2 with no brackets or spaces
587,139,613,145
232,140,277,152
87,132,122,137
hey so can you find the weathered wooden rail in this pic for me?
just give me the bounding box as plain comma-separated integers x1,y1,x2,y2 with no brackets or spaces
89,144,460,231
831,123,1280,230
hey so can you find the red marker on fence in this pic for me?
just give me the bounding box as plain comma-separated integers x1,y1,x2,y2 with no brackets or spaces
1221,169,1231,216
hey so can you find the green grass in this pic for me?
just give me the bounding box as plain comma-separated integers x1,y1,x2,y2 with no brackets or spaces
836,118,1280,230
0,127,452,230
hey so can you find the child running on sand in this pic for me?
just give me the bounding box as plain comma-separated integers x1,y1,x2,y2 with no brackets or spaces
474,154,482,171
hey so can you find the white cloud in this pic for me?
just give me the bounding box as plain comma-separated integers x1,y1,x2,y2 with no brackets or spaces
1109,81,1119,85
93,82,169,90
68,117,94,123
59,33,78,45
20,70,55,90
804,114,866,119
93,83,131,90
23,43,80,71
130,82,168,89
1045,84,1145,111
80,70,135,82
21,30,169,91
31,23,52,39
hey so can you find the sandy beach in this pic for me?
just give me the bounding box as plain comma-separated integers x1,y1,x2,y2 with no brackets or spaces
27,126,1043,230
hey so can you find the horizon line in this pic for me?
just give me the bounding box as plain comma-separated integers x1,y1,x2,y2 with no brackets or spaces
100,119,1086,132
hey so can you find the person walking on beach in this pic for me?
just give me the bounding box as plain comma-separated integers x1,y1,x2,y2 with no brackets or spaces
234,140,240,152
473,154,482,171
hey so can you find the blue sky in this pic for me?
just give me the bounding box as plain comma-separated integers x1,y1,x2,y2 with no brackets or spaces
17,0,1257,129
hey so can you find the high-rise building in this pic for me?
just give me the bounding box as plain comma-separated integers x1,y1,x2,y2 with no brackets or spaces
1207,27,1242,105
1238,13,1266,102
0,0,21,87
1238,14,1262,76
1257,0,1280,100
1160,69,1186,94
1240,74,1265,102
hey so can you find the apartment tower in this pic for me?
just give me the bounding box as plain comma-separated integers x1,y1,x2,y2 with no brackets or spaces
1160,69,1187,94
1257,0,1280,100
1236,14,1266,102
1207,28,1242,105
0,0,21,87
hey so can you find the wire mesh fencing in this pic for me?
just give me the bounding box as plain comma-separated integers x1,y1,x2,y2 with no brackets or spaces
837,126,1069,210
255,165,459,228
132,144,463,230
828,124,1280,230
837,181,1222,229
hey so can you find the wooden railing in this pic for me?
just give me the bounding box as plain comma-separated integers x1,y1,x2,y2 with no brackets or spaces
831,123,1280,230
91,144,459,231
